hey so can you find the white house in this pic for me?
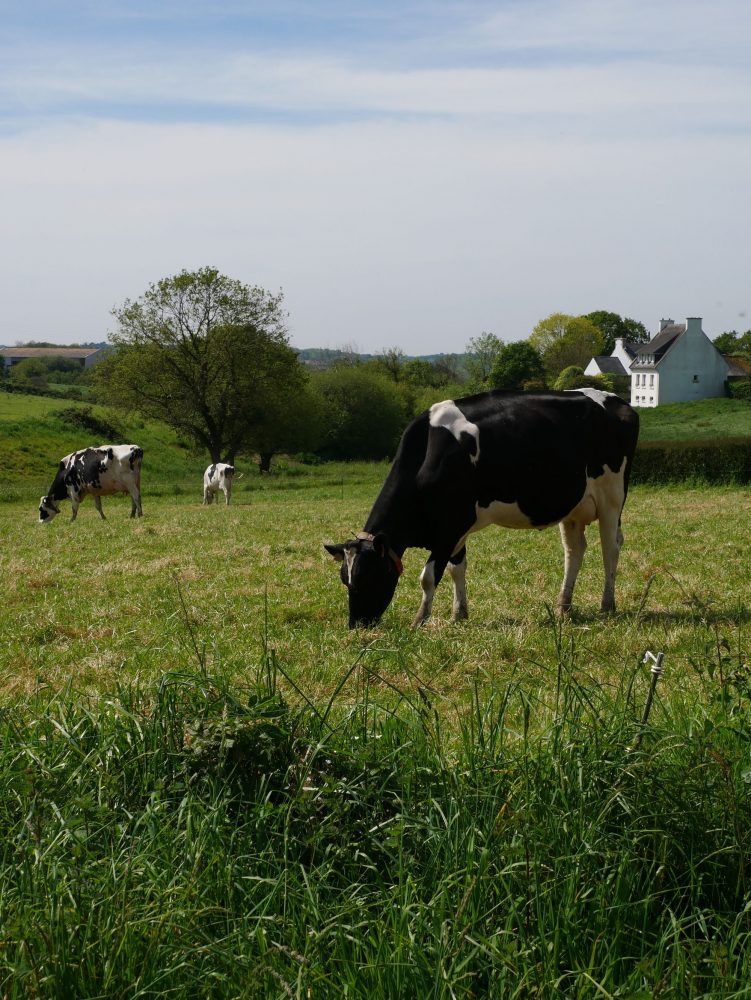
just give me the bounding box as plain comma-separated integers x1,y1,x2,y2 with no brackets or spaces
629,317,729,408
584,317,730,407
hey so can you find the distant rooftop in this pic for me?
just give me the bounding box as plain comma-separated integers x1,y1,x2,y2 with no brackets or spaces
0,346,103,359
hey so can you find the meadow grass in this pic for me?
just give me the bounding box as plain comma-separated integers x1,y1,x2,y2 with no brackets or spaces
1,470,751,996
637,397,751,442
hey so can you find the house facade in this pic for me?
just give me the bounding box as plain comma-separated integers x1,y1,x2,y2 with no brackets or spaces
630,317,729,408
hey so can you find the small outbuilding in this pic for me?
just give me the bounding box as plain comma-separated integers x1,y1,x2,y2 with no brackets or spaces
0,345,108,370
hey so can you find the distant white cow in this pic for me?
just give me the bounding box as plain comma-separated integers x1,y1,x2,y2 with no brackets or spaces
39,445,144,523
203,463,236,505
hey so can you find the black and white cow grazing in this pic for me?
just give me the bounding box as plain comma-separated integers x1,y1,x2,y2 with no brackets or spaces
325,389,639,628
203,463,236,505
39,445,144,523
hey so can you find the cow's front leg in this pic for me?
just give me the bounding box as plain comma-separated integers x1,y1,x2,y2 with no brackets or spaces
557,519,587,614
447,546,468,621
412,555,449,627
94,496,106,520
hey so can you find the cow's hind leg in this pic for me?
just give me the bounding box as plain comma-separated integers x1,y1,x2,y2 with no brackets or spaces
597,509,623,613
557,519,587,614
94,496,106,520
447,546,468,622
130,489,143,518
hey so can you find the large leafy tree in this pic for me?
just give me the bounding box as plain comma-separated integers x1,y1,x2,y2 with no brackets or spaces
99,267,305,463
529,313,604,379
584,310,650,353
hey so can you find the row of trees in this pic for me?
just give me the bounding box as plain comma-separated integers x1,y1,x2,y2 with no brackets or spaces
24,265,747,468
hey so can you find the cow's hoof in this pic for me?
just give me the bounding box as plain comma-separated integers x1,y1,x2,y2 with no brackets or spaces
452,606,469,622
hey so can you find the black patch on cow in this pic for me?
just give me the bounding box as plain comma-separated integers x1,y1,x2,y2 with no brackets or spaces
208,464,216,481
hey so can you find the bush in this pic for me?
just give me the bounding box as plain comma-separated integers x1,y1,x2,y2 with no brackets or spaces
50,405,124,442
632,438,751,484
728,378,751,400
314,367,408,460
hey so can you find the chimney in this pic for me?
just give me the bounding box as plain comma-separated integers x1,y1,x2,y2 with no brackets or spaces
686,317,702,335
659,318,673,332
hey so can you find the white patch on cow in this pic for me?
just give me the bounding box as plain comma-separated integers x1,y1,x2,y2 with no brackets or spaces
472,500,537,531
344,547,357,585
566,387,613,408
428,399,481,464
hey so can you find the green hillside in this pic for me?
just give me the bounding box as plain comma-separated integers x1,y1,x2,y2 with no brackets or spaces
2,391,750,501
637,397,751,442
0,393,206,498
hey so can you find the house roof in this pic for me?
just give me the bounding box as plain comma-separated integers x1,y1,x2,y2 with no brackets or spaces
591,356,629,376
619,340,642,359
0,346,103,360
725,355,751,377
630,323,685,369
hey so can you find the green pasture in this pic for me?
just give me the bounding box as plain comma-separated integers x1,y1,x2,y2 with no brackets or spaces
2,476,749,702
2,390,751,996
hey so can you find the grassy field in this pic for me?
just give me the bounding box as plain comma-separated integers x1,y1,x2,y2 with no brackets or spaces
637,397,751,442
2,390,751,996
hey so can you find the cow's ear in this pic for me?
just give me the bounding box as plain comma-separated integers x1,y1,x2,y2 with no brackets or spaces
372,532,389,559
324,543,346,563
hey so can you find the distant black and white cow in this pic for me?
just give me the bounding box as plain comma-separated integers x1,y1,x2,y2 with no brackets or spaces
203,463,236,505
39,445,144,523
325,389,639,628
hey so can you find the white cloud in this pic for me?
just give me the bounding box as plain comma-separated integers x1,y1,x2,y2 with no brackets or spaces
0,0,749,351
1,115,749,350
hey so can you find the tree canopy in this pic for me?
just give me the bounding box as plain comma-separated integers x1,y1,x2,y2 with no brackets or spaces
713,329,751,356
490,341,545,390
464,332,505,390
529,314,604,378
98,267,305,463
584,311,650,353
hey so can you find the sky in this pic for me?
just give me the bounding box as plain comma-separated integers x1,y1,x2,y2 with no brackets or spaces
1,1,749,354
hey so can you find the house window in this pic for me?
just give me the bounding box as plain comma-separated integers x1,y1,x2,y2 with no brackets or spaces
693,374,699,383
649,374,654,387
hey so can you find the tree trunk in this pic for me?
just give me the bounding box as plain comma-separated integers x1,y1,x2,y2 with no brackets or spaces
258,452,273,474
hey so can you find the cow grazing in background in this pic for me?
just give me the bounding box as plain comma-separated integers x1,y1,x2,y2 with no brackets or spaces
39,445,144,523
325,389,639,628
203,463,236,505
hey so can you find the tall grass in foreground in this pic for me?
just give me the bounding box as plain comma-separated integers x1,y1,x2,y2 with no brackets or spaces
1,626,750,999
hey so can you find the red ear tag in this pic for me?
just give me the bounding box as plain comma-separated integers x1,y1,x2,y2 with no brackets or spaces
394,557,403,576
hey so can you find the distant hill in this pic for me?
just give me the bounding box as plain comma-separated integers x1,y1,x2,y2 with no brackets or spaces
295,347,468,371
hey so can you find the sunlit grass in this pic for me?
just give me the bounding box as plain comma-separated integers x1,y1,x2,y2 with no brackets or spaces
2,427,751,996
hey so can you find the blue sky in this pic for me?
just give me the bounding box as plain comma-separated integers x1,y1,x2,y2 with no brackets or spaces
1,0,749,351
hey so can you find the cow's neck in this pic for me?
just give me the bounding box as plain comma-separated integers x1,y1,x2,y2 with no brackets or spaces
362,470,419,557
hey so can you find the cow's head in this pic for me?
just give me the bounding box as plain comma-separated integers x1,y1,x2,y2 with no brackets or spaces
39,495,61,523
224,465,235,477
325,533,402,628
